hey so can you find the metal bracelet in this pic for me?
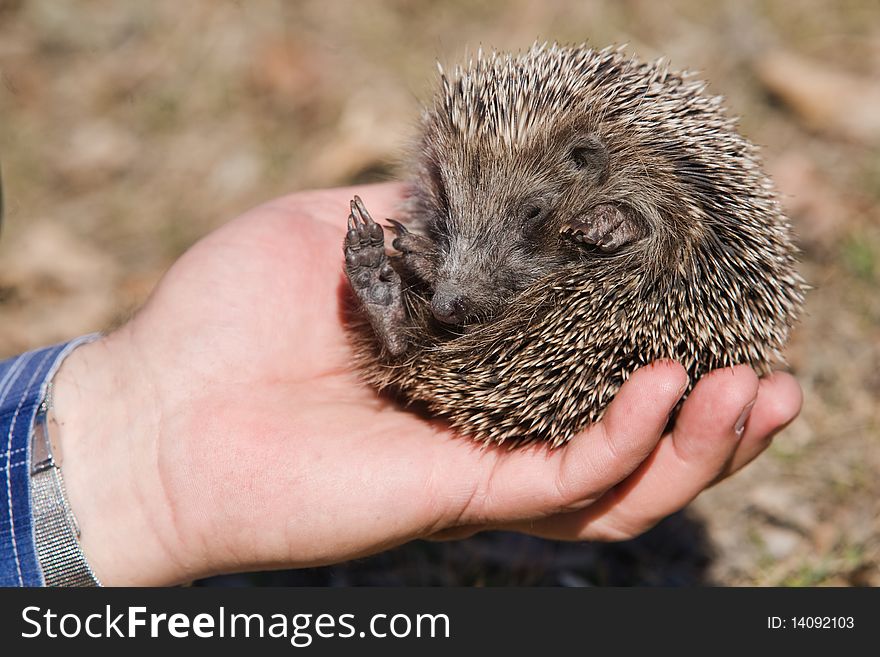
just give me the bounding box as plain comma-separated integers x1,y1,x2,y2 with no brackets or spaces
30,385,102,587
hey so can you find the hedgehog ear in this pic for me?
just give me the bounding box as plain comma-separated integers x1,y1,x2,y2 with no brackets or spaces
568,135,609,184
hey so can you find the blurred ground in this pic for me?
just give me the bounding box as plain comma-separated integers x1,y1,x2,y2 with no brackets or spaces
1,0,878,586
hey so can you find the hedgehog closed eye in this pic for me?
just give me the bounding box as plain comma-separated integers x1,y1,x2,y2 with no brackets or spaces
342,42,806,447
522,202,550,226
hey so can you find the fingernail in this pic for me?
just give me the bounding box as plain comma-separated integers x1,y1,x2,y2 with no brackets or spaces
677,376,690,397
734,400,756,437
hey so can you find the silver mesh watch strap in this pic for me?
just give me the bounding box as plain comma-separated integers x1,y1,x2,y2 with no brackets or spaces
30,389,102,587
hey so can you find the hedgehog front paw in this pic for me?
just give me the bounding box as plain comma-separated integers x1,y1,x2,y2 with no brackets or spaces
388,220,438,284
345,196,408,356
563,203,643,252
345,196,400,304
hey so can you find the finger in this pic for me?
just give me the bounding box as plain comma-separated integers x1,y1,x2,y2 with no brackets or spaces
714,370,802,482
457,360,689,525
265,183,406,231
510,365,759,541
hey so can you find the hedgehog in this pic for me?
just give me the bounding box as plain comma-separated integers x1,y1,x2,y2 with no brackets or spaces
342,43,805,447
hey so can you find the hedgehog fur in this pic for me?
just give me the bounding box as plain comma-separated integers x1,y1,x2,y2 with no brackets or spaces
343,42,806,447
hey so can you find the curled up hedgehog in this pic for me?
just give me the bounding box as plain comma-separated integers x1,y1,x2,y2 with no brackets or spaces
342,43,805,447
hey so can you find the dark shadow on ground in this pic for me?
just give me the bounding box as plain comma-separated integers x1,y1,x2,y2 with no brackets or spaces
196,509,715,587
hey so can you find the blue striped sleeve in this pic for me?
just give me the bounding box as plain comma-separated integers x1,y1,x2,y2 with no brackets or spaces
0,335,100,587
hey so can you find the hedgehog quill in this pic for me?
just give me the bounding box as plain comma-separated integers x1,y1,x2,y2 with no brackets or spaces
342,43,805,447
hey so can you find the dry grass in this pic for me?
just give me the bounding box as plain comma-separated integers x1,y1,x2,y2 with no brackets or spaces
1,0,878,586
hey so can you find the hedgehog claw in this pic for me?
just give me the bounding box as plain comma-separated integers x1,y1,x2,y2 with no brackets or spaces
351,195,375,225
386,218,410,236
343,197,408,356
346,224,360,250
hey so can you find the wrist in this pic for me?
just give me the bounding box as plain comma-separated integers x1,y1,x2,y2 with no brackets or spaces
49,328,187,586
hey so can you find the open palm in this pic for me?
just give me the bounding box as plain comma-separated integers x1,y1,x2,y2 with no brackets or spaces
57,184,802,585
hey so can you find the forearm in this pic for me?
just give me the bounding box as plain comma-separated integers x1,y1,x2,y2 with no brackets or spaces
0,337,98,586
42,330,187,586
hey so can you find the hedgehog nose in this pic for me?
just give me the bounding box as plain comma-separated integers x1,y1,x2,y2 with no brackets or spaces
431,292,471,325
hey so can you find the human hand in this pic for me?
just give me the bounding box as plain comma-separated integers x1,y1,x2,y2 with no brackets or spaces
50,184,802,585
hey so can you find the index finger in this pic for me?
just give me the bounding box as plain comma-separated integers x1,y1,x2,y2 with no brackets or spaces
266,183,407,230
455,360,689,526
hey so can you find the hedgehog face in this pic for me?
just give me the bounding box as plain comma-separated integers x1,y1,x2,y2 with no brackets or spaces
414,128,654,325
414,145,575,325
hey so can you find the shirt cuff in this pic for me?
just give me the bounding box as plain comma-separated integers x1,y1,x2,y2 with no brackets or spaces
0,334,101,586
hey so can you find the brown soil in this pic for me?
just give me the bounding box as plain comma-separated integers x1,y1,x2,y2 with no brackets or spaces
2,0,877,586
